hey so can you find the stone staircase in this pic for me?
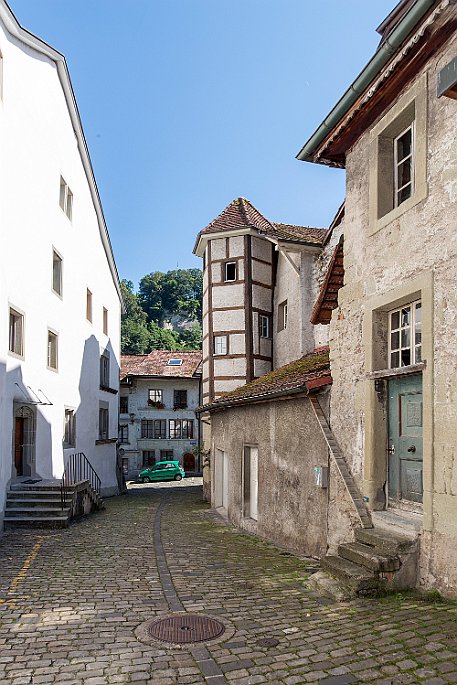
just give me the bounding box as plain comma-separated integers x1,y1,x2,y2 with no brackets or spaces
309,520,420,599
3,480,103,529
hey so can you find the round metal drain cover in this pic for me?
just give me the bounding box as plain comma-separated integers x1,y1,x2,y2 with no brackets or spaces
147,613,225,645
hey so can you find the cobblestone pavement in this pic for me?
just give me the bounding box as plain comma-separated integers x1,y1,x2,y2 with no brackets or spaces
1,481,457,685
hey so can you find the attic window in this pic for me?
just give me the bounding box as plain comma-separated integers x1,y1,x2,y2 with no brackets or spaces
167,359,183,366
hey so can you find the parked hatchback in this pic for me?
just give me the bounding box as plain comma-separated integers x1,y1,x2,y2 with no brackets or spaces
139,460,185,483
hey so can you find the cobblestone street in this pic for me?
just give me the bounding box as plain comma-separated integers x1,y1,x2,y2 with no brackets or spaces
1,481,457,685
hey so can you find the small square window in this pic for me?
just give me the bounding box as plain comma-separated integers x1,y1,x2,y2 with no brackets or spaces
47,330,58,370
9,308,24,357
277,301,288,332
224,262,237,282
148,389,163,405
64,409,76,447
59,177,73,220
86,289,92,322
214,335,227,355
52,250,62,296
259,315,270,339
103,307,108,336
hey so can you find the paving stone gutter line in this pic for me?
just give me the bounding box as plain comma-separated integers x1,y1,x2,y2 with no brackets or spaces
154,495,229,685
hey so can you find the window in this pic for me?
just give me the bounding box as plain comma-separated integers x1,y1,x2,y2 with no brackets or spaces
259,315,270,339
9,308,24,356
52,250,62,296
118,424,129,443
167,359,182,366
173,390,187,409
148,389,163,405
142,450,156,467
224,261,237,282
103,307,108,336
141,419,154,438
394,125,414,207
100,350,110,387
141,419,166,439
160,449,174,460
182,420,194,439
120,396,129,414
214,335,227,355
64,409,76,447
99,406,109,440
389,301,422,368
278,301,288,332
86,289,92,322
169,419,194,439
47,330,58,370
59,176,73,220
169,420,181,439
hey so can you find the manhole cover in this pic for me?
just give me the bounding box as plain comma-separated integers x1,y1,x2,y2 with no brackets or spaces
147,613,226,644
257,637,280,648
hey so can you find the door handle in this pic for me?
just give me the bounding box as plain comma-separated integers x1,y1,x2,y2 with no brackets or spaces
407,445,416,453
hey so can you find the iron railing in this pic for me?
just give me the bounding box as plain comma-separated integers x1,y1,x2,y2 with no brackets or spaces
61,452,101,509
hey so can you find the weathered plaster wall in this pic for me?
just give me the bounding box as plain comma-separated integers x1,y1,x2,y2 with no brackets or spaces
210,397,329,558
328,36,457,596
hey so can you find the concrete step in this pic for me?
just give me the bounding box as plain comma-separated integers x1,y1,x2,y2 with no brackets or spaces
6,498,65,507
10,483,62,491
355,526,416,556
8,489,73,499
4,507,70,518
321,555,382,594
4,516,70,529
338,542,400,572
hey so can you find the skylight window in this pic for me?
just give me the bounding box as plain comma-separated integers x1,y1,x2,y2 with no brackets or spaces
167,359,183,366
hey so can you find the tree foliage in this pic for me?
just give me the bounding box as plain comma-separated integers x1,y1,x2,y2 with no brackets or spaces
120,271,202,354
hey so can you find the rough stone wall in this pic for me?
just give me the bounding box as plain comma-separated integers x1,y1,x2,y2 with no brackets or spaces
210,396,329,558
328,35,457,596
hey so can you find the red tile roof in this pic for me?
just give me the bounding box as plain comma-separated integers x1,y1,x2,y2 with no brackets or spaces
194,198,325,252
201,349,331,411
121,351,202,380
310,240,345,325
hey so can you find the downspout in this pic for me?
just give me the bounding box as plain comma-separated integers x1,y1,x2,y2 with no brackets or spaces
296,0,437,162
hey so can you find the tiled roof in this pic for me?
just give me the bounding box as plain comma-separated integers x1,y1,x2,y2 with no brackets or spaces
310,240,345,325
120,351,203,380
201,349,331,411
194,198,325,251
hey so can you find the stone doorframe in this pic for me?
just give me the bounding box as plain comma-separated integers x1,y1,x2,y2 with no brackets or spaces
362,270,434,531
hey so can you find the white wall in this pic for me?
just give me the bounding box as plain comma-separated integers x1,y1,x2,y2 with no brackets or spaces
0,17,121,513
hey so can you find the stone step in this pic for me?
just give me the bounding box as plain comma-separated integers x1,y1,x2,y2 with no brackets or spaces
4,516,70,529
338,542,400,572
321,555,382,594
6,498,66,507
4,507,70,518
10,483,62,491
355,526,415,556
8,488,73,498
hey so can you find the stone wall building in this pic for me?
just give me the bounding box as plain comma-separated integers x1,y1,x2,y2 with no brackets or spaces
0,0,122,526
119,351,202,479
297,0,457,596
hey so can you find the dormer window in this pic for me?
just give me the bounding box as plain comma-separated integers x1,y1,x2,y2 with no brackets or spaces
167,359,183,366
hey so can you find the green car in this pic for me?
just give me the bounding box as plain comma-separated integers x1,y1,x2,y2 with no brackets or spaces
139,460,185,483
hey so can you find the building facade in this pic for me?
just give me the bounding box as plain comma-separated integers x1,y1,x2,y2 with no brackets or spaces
0,0,122,522
298,0,457,595
119,351,202,479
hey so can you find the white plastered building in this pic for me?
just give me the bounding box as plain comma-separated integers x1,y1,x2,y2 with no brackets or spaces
0,0,122,523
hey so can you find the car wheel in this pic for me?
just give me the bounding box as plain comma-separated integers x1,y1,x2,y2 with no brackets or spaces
174,474,182,481
142,476,151,483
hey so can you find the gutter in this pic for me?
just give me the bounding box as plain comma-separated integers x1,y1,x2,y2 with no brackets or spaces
296,0,436,163
196,374,332,413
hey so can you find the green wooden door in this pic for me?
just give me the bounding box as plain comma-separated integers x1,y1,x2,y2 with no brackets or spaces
388,375,423,503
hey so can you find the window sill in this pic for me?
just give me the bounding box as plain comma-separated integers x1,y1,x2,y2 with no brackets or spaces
100,385,118,395
366,362,425,380
95,438,118,445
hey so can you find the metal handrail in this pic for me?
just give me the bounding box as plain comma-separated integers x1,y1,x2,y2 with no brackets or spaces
61,452,101,509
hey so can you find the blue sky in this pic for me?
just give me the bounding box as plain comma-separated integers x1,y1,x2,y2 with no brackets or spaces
11,0,394,286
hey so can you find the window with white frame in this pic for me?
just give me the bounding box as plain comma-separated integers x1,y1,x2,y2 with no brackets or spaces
259,314,270,339
277,300,288,332
148,389,163,405
389,300,422,369
52,250,62,296
59,176,73,220
9,308,24,356
394,124,414,208
224,261,237,282
99,405,109,440
64,409,76,447
214,335,227,355
47,330,58,370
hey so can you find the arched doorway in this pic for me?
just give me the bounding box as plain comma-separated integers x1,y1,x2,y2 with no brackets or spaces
183,452,195,473
14,405,36,478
